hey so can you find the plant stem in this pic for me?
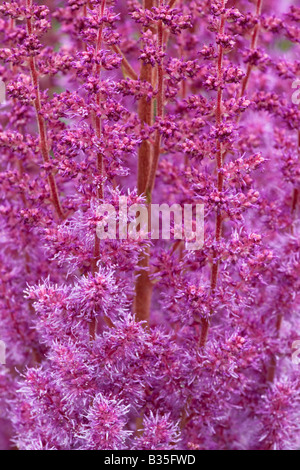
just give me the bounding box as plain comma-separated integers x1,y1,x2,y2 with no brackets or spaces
200,2,227,348
26,1,64,220
240,0,263,97
137,0,156,197
168,0,178,8
146,18,164,195
90,0,106,341
134,0,155,324
111,44,138,80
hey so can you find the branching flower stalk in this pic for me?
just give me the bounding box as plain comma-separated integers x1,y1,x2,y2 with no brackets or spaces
25,0,64,220
111,44,138,80
90,0,107,340
292,130,300,216
200,0,227,348
94,0,106,203
240,0,263,97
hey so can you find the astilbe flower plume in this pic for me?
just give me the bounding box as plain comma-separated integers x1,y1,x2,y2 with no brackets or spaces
0,0,300,450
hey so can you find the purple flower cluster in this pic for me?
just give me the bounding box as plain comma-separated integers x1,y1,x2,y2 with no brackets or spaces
0,0,300,450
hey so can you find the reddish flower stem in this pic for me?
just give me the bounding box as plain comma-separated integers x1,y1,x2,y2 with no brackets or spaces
90,0,107,341
200,2,226,348
111,44,138,80
134,1,167,324
94,0,106,202
168,0,178,8
134,0,155,324
26,1,64,220
146,18,164,196
137,58,153,197
201,0,263,347
240,0,263,97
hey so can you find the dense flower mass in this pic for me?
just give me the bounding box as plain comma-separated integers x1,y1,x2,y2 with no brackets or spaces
0,0,300,451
